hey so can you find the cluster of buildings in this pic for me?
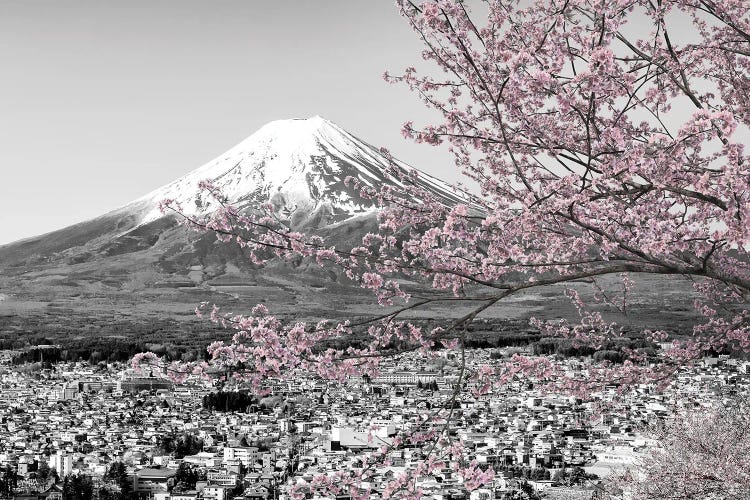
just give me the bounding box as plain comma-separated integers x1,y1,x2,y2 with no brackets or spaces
1,348,748,500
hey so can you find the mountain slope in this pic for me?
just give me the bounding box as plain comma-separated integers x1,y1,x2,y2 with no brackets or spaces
0,117,468,326
0,116,462,267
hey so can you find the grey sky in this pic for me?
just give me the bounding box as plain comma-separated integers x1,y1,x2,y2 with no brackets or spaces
0,1,454,245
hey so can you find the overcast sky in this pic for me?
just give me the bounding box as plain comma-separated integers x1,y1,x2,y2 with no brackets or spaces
0,1,456,245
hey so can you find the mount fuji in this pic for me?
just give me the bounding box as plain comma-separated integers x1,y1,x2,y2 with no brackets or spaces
0,116,462,268
0,117,472,329
132,115,462,228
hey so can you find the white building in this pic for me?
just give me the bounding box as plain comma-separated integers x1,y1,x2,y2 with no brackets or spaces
330,421,395,450
223,446,259,466
51,451,72,478
206,472,237,487
203,485,231,500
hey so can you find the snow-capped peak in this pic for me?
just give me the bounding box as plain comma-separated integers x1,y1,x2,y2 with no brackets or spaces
132,116,461,227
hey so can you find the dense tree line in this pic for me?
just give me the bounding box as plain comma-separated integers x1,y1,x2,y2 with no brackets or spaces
0,314,229,359
532,338,597,358
35,460,58,484
0,465,17,498
550,466,597,486
532,337,658,362
202,391,257,412
465,333,543,349
157,433,204,458
62,474,93,500
11,340,209,365
0,339,21,350
13,341,145,364
98,462,131,500
415,380,439,391
174,463,201,490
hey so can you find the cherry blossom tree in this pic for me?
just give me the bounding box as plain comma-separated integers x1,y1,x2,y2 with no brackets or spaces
611,399,750,499
134,0,750,497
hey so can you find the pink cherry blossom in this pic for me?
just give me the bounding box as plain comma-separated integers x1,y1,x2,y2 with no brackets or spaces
134,1,750,497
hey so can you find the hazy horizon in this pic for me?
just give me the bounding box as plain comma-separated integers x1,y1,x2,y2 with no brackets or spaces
0,1,455,245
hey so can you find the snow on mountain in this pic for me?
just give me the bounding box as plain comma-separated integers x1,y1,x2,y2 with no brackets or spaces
0,116,466,271
132,115,463,227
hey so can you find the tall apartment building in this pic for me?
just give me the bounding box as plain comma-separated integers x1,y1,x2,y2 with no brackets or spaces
51,451,72,477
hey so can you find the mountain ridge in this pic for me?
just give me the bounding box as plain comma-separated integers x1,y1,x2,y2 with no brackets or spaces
0,116,464,266
126,115,463,230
